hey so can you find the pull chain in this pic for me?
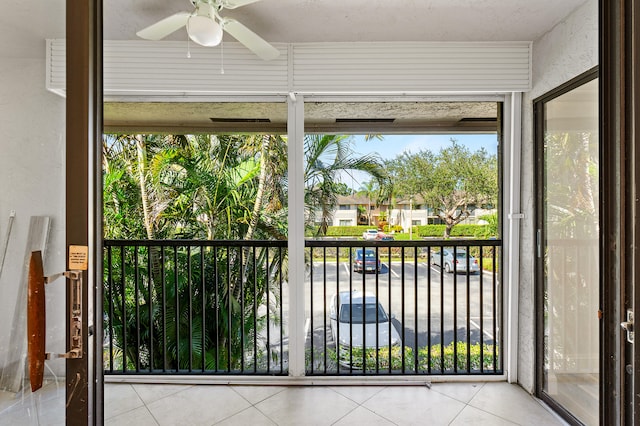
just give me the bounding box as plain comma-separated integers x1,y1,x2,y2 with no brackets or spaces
220,39,225,74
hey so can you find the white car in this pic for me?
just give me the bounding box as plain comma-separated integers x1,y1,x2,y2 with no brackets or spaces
362,229,379,240
431,248,481,274
329,291,401,367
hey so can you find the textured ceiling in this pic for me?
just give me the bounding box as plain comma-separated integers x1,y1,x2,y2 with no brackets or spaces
105,0,589,43
4,0,588,54
104,101,499,134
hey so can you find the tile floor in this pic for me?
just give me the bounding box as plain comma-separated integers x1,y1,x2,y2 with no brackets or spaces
1,380,569,425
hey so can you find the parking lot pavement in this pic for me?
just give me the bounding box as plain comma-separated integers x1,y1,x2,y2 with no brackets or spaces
305,262,499,349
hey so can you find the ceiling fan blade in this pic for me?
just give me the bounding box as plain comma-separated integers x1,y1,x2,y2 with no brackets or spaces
222,18,279,60
136,12,191,41
220,0,261,10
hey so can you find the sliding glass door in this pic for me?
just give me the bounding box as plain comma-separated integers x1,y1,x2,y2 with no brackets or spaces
535,70,599,426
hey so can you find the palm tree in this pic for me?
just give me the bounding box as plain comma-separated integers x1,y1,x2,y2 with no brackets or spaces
357,180,380,226
103,132,393,372
304,134,389,235
103,133,287,373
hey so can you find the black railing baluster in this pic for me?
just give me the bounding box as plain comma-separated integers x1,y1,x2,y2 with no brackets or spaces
388,245,392,375
427,246,431,374
453,246,458,374
414,246,418,374
479,246,484,373
266,247,270,375
107,247,114,373
361,245,366,374
349,248,353,374
214,246,219,373
161,246,166,372
134,247,140,372
439,246,444,373
310,247,314,374
374,246,379,374
239,247,245,373
200,246,206,372
279,246,284,374
323,246,327,374
227,245,231,373
336,247,341,375
120,246,126,372
401,246,405,373
174,246,179,372
493,248,498,372
187,246,193,372
466,247,471,373
147,246,153,372
252,245,257,373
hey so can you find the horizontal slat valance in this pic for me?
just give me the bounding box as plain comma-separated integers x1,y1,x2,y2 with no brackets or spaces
46,40,531,97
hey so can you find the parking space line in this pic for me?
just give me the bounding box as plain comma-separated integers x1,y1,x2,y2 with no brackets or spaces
342,263,351,276
470,319,494,340
387,265,400,278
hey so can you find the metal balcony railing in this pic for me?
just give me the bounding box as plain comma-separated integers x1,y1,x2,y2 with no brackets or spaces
305,239,502,376
103,238,502,377
103,240,288,375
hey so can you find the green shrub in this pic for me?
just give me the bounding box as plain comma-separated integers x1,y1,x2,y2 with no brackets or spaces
306,342,498,373
414,224,491,238
420,342,497,372
325,226,375,237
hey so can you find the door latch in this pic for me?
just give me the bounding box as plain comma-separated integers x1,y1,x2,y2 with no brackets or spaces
44,270,83,359
621,309,634,344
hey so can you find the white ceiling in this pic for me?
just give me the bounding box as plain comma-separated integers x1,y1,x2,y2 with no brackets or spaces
99,0,589,133
105,0,589,44
1,0,590,133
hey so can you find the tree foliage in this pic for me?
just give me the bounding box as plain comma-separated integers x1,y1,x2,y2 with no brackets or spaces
304,134,389,235
103,132,387,373
386,139,497,238
103,133,288,241
544,131,598,238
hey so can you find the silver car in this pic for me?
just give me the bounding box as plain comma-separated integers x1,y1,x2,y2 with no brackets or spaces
329,291,401,367
431,248,481,274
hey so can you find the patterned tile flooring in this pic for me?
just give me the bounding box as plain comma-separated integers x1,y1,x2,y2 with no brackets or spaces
0,380,569,425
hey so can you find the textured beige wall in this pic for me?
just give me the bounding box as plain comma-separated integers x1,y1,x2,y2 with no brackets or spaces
0,1,67,378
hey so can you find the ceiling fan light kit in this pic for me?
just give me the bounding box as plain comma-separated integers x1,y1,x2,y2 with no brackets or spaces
187,14,223,46
136,0,280,61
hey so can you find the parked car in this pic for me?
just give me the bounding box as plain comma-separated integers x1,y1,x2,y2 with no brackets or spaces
329,291,401,367
375,232,394,241
362,229,379,240
353,248,381,273
431,248,480,274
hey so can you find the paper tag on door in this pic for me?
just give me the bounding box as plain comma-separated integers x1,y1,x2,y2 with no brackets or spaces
68,245,88,271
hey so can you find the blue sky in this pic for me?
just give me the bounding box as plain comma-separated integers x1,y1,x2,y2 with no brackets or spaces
343,134,498,190
351,134,498,158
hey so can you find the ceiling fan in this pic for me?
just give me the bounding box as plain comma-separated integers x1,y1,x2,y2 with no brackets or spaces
136,0,279,61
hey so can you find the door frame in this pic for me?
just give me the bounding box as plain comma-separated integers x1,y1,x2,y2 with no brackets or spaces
600,0,638,424
66,0,103,424
62,1,640,424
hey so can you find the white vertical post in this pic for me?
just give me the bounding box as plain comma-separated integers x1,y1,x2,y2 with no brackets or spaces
287,92,306,377
505,92,523,383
